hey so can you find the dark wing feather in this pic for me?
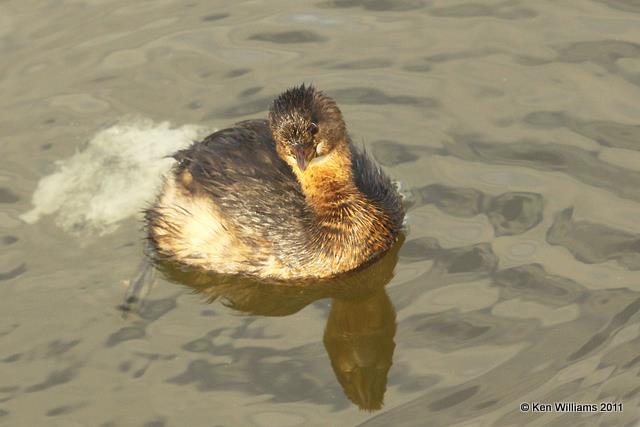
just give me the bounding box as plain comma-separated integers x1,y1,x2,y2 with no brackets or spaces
173,120,311,249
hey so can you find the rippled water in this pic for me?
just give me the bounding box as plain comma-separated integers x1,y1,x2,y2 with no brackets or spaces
2,1,640,426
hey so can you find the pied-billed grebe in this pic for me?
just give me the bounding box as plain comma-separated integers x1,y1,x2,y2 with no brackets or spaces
146,84,404,279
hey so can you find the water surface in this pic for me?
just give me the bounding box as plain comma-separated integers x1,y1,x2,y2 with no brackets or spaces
2,0,640,426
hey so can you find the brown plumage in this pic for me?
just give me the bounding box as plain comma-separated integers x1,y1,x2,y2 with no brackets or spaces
145,84,405,280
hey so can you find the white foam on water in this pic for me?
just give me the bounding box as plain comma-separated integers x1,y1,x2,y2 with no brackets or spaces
21,118,213,236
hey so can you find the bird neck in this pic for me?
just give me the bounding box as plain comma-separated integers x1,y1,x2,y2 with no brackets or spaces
297,143,361,216
296,143,396,273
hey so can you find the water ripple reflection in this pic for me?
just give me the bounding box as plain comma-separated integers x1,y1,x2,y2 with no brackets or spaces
157,236,405,411
3,0,640,425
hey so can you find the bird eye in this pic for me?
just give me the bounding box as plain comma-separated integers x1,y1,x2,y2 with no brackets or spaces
308,122,318,135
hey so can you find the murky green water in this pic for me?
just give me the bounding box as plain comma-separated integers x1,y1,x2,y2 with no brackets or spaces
2,0,640,426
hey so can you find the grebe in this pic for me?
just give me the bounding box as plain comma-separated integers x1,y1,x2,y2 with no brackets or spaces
145,84,404,280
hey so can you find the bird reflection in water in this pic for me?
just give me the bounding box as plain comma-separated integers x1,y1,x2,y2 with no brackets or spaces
144,235,403,411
